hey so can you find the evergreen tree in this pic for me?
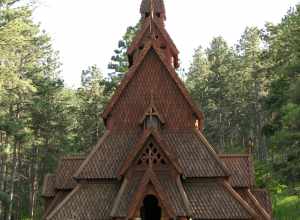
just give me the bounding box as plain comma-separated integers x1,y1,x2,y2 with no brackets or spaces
105,24,139,94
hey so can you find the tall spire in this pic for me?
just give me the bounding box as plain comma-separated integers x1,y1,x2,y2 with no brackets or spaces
140,0,166,20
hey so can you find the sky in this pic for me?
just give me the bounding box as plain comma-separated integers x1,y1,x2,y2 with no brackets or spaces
33,0,299,87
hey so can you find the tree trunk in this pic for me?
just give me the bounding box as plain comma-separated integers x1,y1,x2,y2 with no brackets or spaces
29,145,39,220
7,140,19,220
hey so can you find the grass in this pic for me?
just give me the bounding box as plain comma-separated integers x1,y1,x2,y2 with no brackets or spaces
273,195,300,220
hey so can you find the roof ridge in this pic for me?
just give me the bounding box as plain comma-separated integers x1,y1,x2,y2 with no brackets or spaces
246,189,272,220
102,42,204,130
127,168,176,219
219,154,250,158
110,178,129,217
46,185,81,220
61,155,86,160
118,129,182,177
193,129,230,177
74,131,111,179
127,19,178,56
42,174,56,198
222,180,259,219
175,176,193,216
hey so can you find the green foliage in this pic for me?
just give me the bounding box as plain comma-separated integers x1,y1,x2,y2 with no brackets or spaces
105,24,139,94
0,191,10,207
262,5,300,185
186,29,267,155
273,191,300,219
73,65,107,152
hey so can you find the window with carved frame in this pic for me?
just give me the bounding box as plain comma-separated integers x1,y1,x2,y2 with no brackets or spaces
142,107,164,130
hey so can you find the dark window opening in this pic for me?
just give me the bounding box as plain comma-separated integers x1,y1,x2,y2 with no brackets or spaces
145,12,150,18
141,195,161,220
156,13,161,18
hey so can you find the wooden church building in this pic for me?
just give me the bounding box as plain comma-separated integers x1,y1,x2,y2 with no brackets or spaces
42,0,272,219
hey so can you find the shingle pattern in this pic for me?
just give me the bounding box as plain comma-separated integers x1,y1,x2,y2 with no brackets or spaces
112,171,189,218
76,129,227,180
55,156,85,189
140,0,165,14
42,174,56,198
163,130,228,177
75,132,139,179
158,173,188,216
237,189,271,220
183,180,252,219
127,19,178,57
44,191,71,219
103,47,204,131
220,155,253,188
252,189,272,216
47,182,120,220
112,173,144,217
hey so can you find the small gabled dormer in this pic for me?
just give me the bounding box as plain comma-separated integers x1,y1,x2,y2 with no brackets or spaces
139,97,165,130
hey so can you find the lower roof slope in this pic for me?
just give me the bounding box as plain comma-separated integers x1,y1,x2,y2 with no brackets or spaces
252,189,273,216
45,174,261,220
42,174,56,198
44,191,70,219
55,156,85,190
237,189,271,220
47,182,120,220
111,172,189,218
183,180,256,219
220,155,254,188
75,129,228,180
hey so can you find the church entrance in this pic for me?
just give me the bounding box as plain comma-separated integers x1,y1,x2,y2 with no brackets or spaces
140,195,162,220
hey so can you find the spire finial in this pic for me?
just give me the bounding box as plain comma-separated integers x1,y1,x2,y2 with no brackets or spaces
246,138,254,155
140,0,166,20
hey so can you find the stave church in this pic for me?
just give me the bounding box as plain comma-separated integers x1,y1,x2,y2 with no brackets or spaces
42,0,272,219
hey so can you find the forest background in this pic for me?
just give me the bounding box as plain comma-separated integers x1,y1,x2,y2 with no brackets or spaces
0,0,299,219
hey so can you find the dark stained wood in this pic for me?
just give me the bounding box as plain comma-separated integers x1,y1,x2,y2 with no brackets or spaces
42,0,272,219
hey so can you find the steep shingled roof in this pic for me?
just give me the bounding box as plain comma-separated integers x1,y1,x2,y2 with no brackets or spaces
47,182,120,220
42,174,56,198
102,42,204,130
75,129,229,180
55,156,85,190
127,19,178,56
237,189,271,220
220,154,254,188
252,189,273,216
184,180,258,219
42,0,272,218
